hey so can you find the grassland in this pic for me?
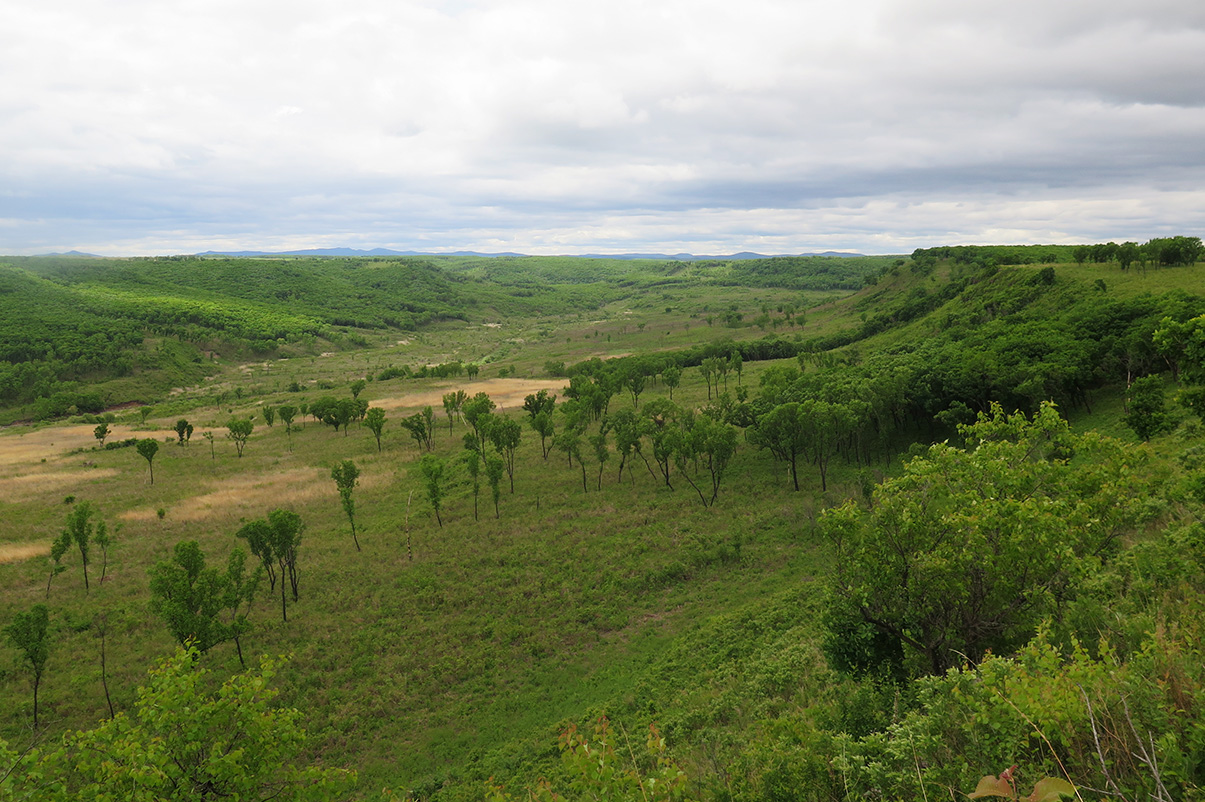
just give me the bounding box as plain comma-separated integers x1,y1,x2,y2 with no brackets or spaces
1,249,1203,801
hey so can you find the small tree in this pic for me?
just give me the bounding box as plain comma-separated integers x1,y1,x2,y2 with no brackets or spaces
61,646,355,801
662,365,682,400
331,460,362,552
51,500,106,593
3,604,50,727
93,422,109,447
489,416,522,493
174,419,190,445
462,446,481,521
149,541,243,655
138,405,153,424
227,418,253,457
418,454,446,528
485,455,504,519
1123,375,1172,441
202,430,215,460
278,404,298,451
363,407,387,452
263,405,276,427
136,438,159,484
237,510,302,622
350,378,367,399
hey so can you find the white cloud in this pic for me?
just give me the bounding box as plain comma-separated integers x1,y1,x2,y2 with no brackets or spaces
1,0,1202,254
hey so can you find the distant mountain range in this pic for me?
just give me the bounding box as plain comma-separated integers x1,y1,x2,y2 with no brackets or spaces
32,247,870,260
191,247,868,260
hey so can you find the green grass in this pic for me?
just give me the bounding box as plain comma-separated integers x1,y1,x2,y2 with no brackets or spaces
1,252,1202,801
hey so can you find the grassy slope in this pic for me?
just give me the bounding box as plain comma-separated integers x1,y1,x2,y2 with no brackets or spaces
0,253,1198,800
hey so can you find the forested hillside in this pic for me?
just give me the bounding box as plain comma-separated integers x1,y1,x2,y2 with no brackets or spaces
1,242,1204,802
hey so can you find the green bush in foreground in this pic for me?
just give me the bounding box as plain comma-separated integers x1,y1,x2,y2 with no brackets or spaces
0,646,355,801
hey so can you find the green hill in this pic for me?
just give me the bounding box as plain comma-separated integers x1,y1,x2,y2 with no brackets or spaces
1,245,1203,801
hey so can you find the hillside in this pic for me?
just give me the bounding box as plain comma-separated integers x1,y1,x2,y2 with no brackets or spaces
1,245,1204,801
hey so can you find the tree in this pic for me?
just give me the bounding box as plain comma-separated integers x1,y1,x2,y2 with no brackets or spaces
93,422,109,447
823,403,1148,676
363,407,386,452
50,501,106,593
174,419,190,445
350,378,367,399
400,408,435,452
662,365,682,400
136,438,159,484
462,446,482,521
138,405,153,424
237,510,302,622
463,392,496,453
59,646,356,801
3,604,50,727
278,404,297,450
263,405,276,427
488,416,522,493
485,455,505,519
531,410,555,459
1123,375,1172,441
148,541,256,657
227,418,253,457
418,454,446,527
674,413,738,507
331,460,361,552
749,402,808,491
589,427,610,491
442,390,467,432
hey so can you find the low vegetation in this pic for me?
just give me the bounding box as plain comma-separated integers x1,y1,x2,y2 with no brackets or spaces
1,241,1204,801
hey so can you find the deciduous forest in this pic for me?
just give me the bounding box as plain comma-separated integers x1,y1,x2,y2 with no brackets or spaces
1,240,1204,801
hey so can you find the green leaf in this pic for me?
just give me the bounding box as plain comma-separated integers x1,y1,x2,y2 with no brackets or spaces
969,773,1015,799
1028,777,1076,802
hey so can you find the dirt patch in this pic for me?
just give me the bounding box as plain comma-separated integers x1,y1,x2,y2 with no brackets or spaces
369,378,565,414
0,543,49,565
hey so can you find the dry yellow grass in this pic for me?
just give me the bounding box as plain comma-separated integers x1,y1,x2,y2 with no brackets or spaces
0,424,173,469
0,542,49,564
119,465,394,524
0,468,120,503
371,377,562,415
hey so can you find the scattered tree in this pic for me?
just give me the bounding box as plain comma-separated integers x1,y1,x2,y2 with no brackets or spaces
485,455,505,519
331,460,362,552
174,419,190,445
93,422,109,447
227,418,253,457
418,454,446,528
363,406,387,452
148,540,258,658
3,604,50,727
60,646,356,801
136,438,159,484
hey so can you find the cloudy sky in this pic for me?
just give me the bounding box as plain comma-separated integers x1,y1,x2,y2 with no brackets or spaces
2,0,1203,256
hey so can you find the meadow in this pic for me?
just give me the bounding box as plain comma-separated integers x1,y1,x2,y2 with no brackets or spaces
1,245,1204,801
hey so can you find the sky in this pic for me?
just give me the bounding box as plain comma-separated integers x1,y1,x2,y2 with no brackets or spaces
2,0,1204,257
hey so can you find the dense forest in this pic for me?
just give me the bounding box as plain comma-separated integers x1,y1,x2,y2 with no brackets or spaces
1,240,1204,801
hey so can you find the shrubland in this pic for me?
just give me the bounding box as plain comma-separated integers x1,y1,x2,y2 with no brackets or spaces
1,242,1204,801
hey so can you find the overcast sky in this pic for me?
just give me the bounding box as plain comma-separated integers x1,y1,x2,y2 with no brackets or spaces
2,0,1203,256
